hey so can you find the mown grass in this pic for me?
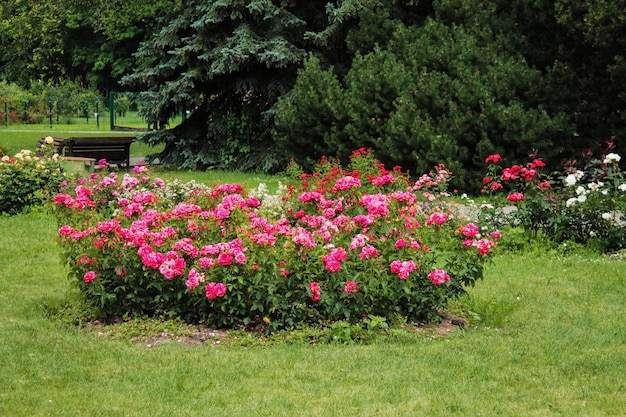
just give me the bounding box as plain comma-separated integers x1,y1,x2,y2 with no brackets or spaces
0,126,163,157
0,205,624,416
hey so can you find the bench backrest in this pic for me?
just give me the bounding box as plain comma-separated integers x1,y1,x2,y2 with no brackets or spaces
65,137,134,166
38,136,135,166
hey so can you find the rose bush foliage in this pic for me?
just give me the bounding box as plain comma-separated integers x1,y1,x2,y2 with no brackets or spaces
54,150,500,332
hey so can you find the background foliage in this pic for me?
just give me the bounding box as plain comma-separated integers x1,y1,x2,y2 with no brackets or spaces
1,0,625,188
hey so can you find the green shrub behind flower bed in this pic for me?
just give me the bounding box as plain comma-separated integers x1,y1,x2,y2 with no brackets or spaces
53,150,500,332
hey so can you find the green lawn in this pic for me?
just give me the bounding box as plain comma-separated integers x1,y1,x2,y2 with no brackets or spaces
0,209,624,416
0,125,163,157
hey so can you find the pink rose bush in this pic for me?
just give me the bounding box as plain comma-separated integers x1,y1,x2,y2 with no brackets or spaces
54,149,500,331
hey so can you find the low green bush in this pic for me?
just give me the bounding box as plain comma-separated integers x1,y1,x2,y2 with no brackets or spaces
0,138,66,214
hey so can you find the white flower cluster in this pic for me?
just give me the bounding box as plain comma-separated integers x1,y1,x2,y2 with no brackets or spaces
115,178,212,210
566,185,589,207
249,182,288,219
564,169,585,187
603,153,621,164
14,149,34,162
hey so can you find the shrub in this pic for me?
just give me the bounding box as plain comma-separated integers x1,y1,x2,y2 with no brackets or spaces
0,138,66,214
53,150,500,332
275,16,567,191
482,147,626,252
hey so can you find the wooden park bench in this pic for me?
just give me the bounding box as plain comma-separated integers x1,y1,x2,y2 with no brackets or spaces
38,136,135,167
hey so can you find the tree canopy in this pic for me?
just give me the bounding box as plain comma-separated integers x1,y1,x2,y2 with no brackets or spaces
120,0,334,170
0,0,625,187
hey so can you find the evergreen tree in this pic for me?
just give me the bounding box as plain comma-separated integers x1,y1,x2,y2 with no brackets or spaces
122,0,331,171
276,4,567,189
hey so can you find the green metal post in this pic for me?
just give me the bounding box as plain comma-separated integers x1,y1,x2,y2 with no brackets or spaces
48,99,53,128
95,97,100,128
109,92,115,130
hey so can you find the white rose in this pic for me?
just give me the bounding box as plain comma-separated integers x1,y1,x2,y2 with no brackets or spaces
602,212,612,220
577,194,587,203
619,184,626,192
603,153,621,164
564,174,577,187
576,186,586,195
566,197,578,207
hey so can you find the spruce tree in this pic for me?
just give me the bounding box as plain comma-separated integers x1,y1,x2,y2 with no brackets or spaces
122,0,327,171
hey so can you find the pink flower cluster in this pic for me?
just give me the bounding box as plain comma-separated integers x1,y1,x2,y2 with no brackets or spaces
457,223,480,238
427,269,450,285
344,281,360,295
507,192,525,202
323,247,348,273
463,237,498,255
309,282,321,301
205,282,227,300
426,212,448,226
390,260,418,280
412,164,452,190
332,176,362,192
83,271,97,282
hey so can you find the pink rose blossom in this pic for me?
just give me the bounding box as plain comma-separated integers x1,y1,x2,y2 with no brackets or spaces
361,193,390,216
332,176,362,192
83,271,97,283
485,154,502,164
359,245,379,259
309,282,321,301
458,223,480,238
59,225,74,237
159,255,186,279
324,258,341,273
507,192,525,202
186,268,203,290
198,257,215,269
390,259,418,279
370,174,396,186
217,252,234,266
205,282,227,300
426,212,448,226
428,269,450,285
394,239,408,250
234,251,247,265
349,234,370,250
344,281,360,295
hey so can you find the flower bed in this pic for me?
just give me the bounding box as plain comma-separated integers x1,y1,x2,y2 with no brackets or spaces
54,150,500,332
481,146,626,252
